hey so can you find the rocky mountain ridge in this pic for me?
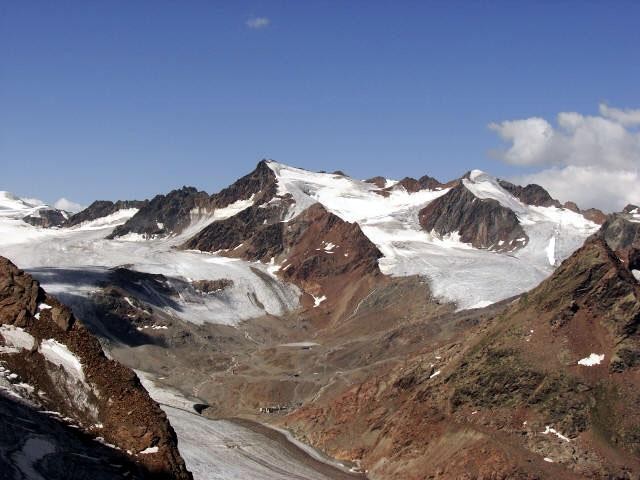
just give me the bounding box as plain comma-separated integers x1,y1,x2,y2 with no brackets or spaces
0,256,192,479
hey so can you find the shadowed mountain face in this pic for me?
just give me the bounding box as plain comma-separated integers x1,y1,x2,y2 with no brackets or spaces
282,221,640,479
0,257,192,479
419,181,528,251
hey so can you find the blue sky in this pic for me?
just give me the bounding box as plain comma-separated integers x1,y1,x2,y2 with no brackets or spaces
2,1,639,208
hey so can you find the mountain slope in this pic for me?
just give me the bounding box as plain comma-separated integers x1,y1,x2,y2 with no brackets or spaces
177,161,598,309
281,224,640,478
0,256,192,479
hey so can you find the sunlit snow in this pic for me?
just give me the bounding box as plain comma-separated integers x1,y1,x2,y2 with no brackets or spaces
39,339,85,382
577,353,604,366
267,162,598,310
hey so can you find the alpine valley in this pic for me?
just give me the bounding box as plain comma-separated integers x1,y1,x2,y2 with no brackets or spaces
2,160,639,479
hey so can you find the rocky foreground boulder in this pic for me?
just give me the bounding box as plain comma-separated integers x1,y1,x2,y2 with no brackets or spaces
0,256,192,479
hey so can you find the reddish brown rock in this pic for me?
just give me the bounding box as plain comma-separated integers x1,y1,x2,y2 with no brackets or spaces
0,257,192,480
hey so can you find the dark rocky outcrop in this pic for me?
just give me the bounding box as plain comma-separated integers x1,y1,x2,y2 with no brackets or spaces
23,208,68,228
66,200,147,227
181,201,290,258
397,175,442,192
419,182,528,251
365,176,386,188
498,180,561,208
0,257,192,479
110,160,279,239
596,208,640,269
191,278,233,293
109,187,211,239
210,159,278,210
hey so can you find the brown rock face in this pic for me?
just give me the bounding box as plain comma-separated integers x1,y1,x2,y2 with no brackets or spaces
0,257,192,480
182,201,383,316
498,179,561,207
364,176,386,188
210,159,278,209
283,235,640,479
597,209,640,269
419,182,528,251
396,175,442,192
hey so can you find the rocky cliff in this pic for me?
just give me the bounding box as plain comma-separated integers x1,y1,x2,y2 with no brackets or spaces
0,256,192,479
110,160,279,239
419,181,528,251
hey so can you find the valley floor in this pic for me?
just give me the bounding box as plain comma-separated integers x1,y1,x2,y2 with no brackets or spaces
137,370,365,480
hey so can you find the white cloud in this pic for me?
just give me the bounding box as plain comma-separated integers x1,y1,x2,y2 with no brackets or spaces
489,104,640,212
246,17,270,29
54,197,84,213
513,166,640,213
599,103,640,126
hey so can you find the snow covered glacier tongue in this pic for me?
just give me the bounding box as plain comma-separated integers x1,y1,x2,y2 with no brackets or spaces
0,192,300,327
264,162,600,310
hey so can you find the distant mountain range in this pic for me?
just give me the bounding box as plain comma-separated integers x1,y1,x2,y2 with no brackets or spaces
1,160,638,479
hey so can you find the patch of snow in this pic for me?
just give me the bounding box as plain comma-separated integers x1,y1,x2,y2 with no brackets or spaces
38,303,52,310
542,425,571,442
545,235,556,266
312,294,327,307
577,353,604,366
429,370,441,379
279,342,319,348
139,446,159,454
632,270,640,282
323,242,336,252
0,325,36,351
543,457,554,463
469,300,493,309
39,339,85,382
71,208,139,230
212,195,256,221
